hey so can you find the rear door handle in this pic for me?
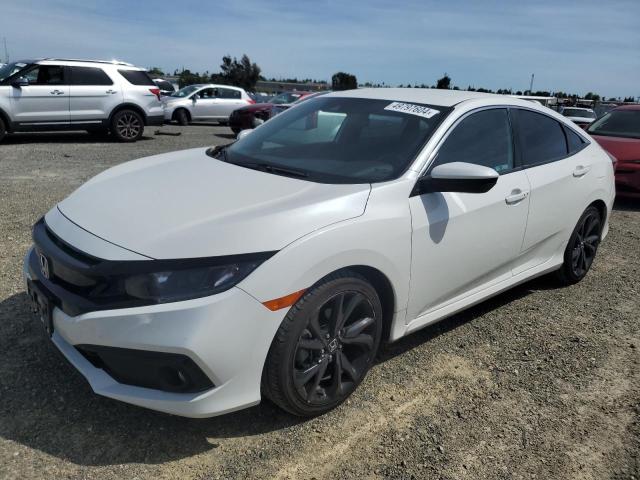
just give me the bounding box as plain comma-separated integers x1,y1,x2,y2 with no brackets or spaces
50,90,64,95
573,165,591,177
505,189,529,205
106,89,117,94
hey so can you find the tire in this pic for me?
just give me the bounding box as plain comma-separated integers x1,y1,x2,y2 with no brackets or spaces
263,271,383,417
231,127,241,136
555,205,602,285
0,116,6,143
110,109,144,142
175,109,189,126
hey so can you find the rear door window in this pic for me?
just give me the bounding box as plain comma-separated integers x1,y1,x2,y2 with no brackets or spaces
118,69,155,86
217,88,241,99
70,66,113,86
514,109,568,166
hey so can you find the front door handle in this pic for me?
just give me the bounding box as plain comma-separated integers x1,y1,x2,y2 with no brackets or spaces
505,189,529,205
106,89,117,94
573,165,591,177
50,90,64,95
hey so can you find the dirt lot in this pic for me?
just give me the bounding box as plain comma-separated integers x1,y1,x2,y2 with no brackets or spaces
0,125,638,480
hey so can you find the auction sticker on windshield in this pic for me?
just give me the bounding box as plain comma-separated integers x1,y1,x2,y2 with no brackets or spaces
384,102,440,119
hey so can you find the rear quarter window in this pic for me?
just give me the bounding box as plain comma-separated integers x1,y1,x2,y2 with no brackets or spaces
118,69,155,86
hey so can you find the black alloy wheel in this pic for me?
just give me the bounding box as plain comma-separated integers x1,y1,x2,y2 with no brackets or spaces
263,271,383,416
556,205,601,284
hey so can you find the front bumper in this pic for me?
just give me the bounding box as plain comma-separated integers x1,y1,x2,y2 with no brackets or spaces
615,163,640,198
23,247,286,417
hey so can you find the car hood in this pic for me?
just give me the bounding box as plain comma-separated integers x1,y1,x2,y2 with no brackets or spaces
237,103,274,112
56,148,371,259
591,135,640,162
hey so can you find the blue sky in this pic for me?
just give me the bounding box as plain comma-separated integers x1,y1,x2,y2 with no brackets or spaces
1,0,639,98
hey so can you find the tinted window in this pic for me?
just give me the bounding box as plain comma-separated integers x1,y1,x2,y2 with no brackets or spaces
23,65,65,85
218,87,241,99
197,88,215,99
222,97,450,183
70,66,113,85
118,69,155,86
433,109,514,173
587,110,640,140
515,109,567,166
564,125,586,154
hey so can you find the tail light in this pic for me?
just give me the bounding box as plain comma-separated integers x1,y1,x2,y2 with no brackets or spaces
247,98,256,104
149,88,161,101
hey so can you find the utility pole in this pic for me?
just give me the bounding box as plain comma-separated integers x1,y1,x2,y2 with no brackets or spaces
529,73,534,94
2,37,8,63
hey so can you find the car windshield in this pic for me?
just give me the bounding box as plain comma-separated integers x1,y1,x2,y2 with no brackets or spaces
0,62,29,82
218,97,450,184
171,85,200,98
563,108,596,119
587,110,640,139
271,92,304,105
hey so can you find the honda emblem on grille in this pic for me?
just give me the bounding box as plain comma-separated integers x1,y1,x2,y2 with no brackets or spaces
39,253,50,280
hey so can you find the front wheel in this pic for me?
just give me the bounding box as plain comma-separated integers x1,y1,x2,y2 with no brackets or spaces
175,109,189,126
111,110,144,142
263,271,383,417
556,206,602,285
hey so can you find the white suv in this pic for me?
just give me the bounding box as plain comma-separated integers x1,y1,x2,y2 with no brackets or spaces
0,58,164,142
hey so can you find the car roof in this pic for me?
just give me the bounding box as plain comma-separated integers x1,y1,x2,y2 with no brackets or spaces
326,88,512,107
16,58,144,70
189,83,245,91
563,107,594,111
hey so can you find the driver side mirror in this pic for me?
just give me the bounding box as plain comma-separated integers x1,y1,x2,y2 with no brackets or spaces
12,77,29,88
412,162,499,196
191,95,197,103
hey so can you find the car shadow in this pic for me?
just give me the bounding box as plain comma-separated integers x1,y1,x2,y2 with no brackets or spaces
2,132,154,144
613,198,640,212
214,133,236,140
0,274,554,466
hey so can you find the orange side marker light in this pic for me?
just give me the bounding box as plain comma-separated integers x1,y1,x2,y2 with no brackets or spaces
262,289,306,311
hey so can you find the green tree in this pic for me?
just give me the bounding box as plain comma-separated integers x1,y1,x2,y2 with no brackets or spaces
147,67,164,76
584,92,600,101
211,54,262,91
331,72,358,91
436,73,451,89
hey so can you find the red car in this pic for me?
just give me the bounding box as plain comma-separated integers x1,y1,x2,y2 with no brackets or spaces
229,91,314,134
588,105,640,199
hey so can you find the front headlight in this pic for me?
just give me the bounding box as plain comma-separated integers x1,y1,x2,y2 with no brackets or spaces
123,257,271,303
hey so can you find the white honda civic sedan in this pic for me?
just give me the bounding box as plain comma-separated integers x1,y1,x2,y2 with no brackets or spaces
24,89,615,417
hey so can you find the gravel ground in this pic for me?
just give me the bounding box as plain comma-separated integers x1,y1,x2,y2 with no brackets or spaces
0,125,638,480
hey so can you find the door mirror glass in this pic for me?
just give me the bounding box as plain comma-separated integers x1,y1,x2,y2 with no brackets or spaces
12,76,29,88
413,162,499,195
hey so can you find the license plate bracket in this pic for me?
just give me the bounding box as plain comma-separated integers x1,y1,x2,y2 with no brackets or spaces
27,280,54,337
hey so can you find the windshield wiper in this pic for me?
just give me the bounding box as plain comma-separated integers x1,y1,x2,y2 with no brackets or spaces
240,162,309,178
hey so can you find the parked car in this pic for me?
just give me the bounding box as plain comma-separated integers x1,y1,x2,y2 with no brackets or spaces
0,58,164,142
162,84,254,125
229,90,315,134
560,107,597,128
588,105,640,198
24,89,614,418
152,78,177,96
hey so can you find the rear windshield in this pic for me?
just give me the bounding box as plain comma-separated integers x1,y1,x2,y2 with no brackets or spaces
118,69,155,86
587,110,640,139
221,97,451,184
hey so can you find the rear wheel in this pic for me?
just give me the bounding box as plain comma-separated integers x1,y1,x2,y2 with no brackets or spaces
263,271,383,417
111,109,144,142
0,116,6,143
556,206,601,285
175,109,189,126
